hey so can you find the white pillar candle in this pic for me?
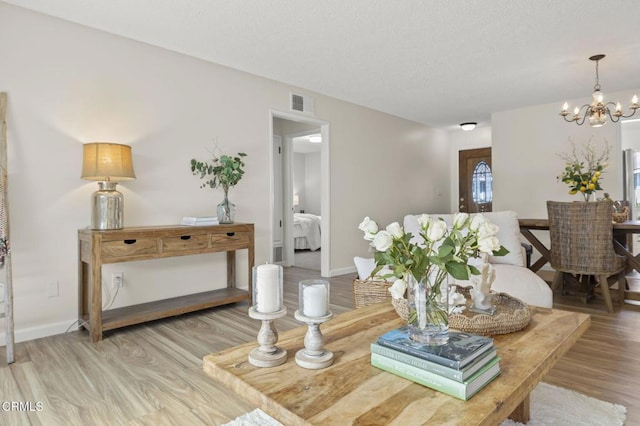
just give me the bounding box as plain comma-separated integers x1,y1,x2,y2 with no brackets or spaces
302,284,328,317
255,264,281,313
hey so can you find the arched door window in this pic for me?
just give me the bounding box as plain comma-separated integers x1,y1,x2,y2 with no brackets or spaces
472,161,493,204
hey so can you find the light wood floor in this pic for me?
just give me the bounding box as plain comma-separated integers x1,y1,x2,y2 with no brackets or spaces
1,267,639,425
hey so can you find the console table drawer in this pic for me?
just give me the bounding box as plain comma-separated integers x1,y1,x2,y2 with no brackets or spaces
162,234,209,253
211,231,250,250
102,238,158,260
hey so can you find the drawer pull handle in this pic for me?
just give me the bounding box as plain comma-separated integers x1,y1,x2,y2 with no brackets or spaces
124,239,137,245
226,232,236,237
180,235,191,240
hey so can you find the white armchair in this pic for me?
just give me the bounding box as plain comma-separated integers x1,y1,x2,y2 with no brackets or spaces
403,211,553,308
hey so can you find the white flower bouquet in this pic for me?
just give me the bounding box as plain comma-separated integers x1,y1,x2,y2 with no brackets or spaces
358,213,508,330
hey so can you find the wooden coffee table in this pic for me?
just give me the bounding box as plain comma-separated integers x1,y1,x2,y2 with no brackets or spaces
204,302,589,425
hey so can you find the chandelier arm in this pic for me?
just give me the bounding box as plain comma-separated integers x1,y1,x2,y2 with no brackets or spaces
604,108,620,123
572,112,589,126
620,109,639,119
561,104,591,124
603,101,639,120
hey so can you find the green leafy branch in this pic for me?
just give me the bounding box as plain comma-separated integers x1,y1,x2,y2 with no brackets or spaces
191,151,247,192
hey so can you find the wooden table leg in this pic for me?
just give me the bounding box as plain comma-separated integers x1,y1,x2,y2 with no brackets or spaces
519,228,551,272
509,393,531,423
227,250,236,288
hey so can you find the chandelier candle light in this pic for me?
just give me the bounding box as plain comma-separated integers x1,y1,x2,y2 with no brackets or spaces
294,279,333,369
560,54,638,127
248,264,287,368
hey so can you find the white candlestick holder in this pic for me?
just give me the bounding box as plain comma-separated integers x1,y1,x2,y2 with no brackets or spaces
248,306,288,368
294,310,334,369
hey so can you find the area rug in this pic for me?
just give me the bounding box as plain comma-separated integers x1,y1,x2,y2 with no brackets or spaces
223,382,627,425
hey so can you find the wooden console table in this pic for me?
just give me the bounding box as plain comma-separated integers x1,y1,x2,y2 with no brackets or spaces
78,223,254,342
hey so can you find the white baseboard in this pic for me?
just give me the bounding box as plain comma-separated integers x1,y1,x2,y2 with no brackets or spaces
0,318,79,346
328,265,356,277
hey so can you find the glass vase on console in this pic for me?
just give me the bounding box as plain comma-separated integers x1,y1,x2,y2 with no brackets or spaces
406,271,449,346
582,192,593,202
217,187,236,224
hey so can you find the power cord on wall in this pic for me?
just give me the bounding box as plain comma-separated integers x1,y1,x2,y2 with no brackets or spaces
65,279,120,333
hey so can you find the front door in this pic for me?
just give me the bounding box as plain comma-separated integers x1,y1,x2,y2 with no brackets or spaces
459,148,493,213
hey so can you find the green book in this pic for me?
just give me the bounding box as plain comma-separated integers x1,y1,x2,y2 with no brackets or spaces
370,342,497,383
371,352,501,401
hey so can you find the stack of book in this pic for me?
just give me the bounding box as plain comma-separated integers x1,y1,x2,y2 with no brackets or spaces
371,326,501,401
181,216,219,226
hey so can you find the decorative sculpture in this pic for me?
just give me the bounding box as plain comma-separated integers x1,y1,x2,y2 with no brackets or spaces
469,260,497,315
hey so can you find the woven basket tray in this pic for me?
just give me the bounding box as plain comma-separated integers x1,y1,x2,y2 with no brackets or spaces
352,279,393,309
391,286,531,336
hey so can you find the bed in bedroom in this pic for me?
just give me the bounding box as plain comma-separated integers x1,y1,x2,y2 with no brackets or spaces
294,213,321,251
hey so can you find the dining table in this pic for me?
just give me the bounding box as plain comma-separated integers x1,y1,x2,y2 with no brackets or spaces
518,218,640,302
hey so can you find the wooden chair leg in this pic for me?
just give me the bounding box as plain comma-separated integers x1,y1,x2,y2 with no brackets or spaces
598,274,614,313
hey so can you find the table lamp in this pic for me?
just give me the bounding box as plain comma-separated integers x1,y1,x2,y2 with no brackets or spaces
81,142,136,230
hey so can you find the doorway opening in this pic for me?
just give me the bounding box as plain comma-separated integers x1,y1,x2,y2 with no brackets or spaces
271,111,330,277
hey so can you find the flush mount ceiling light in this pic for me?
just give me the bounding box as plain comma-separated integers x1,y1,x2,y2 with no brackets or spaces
560,54,638,127
460,122,477,131
308,135,322,143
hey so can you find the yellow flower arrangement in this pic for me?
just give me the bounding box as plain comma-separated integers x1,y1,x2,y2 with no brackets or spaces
557,139,609,201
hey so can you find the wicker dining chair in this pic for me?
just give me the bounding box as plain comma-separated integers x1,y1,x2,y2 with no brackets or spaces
547,200,626,313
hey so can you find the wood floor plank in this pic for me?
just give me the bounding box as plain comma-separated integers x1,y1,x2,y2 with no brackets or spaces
1,268,639,424
0,364,31,426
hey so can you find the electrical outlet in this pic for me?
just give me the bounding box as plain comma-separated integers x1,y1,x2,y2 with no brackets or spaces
47,281,59,298
112,272,124,289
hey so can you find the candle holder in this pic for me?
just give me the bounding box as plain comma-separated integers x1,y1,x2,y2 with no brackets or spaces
294,310,334,369
248,264,286,368
295,279,333,369
248,306,288,367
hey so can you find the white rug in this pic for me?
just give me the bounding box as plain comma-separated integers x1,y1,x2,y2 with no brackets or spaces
223,382,626,426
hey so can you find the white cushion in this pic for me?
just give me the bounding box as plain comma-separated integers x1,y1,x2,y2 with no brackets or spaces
353,257,395,281
451,263,552,308
488,264,553,308
481,211,526,267
403,211,525,267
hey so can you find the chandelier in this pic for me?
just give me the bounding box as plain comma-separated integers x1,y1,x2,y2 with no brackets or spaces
560,54,638,127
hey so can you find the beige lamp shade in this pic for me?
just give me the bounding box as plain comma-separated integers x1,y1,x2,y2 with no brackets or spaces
81,142,136,181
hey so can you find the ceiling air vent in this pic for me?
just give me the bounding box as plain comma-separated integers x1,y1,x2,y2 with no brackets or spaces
290,92,315,115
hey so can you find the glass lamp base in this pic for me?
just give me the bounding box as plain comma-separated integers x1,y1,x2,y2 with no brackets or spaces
91,181,124,230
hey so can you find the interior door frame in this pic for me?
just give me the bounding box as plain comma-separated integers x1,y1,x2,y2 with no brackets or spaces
270,110,330,277
458,147,493,213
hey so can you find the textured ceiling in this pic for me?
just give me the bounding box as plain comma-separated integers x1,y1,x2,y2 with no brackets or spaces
4,0,640,129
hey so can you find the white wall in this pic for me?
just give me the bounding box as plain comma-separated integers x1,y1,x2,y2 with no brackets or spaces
292,152,306,212
291,152,320,215
304,152,321,215
0,3,449,342
622,120,640,151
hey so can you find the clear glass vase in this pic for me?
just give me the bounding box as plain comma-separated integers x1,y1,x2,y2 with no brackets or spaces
406,271,449,346
217,191,236,224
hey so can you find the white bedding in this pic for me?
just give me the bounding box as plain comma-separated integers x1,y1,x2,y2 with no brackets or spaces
294,213,321,251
